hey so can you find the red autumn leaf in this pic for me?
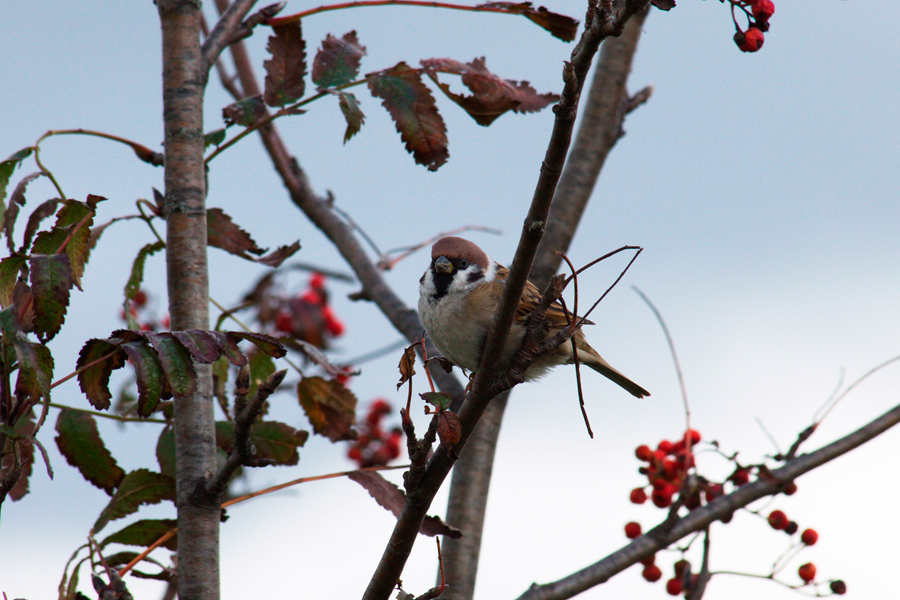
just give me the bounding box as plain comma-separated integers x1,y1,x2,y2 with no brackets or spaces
264,22,307,107
77,338,128,410
478,2,579,41
367,62,448,171
296,376,358,442
437,410,462,446
422,57,559,126
255,240,301,267
397,344,416,389
207,207,266,257
312,31,366,88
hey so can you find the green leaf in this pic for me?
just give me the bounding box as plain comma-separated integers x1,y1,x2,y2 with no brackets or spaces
247,349,275,401
29,253,73,342
420,391,453,411
76,339,127,410
263,22,307,107
93,469,175,534
222,96,267,127
215,419,308,466
121,341,165,417
54,409,125,495
125,241,165,301
12,337,40,417
31,198,100,289
0,147,34,212
21,197,60,254
338,92,365,143
227,331,287,358
155,426,176,478
312,31,366,88
368,62,448,171
145,332,196,397
0,254,27,308
101,519,178,551
204,128,226,148
296,376,357,442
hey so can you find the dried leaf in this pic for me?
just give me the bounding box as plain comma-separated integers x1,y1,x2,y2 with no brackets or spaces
478,2,579,41
264,22,307,107
651,0,676,10
223,96,267,127
171,330,223,364
207,208,266,257
368,62,449,171
125,242,165,301
296,376,357,441
255,240,301,267
227,331,287,358
121,341,165,417
437,411,462,446
145,333,197,397
347,470,462,538
54,409,125,495
422,57,558,126
29,253,73,342
93,469,176,534
76,338,127,410
215,420,308,466
338,92,365,143
312,31,366,88
397,344,416,389
101,519,178,551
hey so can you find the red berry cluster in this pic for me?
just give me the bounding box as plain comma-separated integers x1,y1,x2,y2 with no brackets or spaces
269,273,345,348
630,429,702,510
119,288,170,331
731,0,775,53
639,554,697,596
347,399,402,468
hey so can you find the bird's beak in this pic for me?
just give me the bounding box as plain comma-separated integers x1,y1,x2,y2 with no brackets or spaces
434,256,453,274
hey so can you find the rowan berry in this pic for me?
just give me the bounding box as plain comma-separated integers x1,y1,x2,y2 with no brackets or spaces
801,528,818,545
798,562,816,583
635,445,653,461
768,510,788,530
642,564,662,582
736,27,765,52
752,0,775,22
666,578,683,596
625,521,642,539
630,488,648,504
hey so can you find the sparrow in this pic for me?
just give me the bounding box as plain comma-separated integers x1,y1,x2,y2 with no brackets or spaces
418,236,649,398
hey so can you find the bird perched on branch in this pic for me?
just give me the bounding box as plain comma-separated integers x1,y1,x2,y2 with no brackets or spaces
418,236,649,398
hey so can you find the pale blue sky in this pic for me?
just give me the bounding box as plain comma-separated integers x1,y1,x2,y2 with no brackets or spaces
2,1,898,598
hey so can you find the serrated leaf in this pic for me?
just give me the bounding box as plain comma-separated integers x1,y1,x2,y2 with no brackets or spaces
228,331,287,358
4,172,45,252
121,341,165,417
222,96,267,127
54,409,125,495
0,412,36,501
0,147,34,209
12,337,41,418
101,551,140,569
204,128,226,148
156,426,176,478
367,62,448,171
247,348,276,401
207,208,266,257
21,197,60,254
437,410,462,446
264,22,307,107
31,198,100,290
255,240,301,267
477,2,579,41
76,339,127,410
0,254,27,307
215,420,308,466
293,339,346,377
125,241,165,301
145,333,196,397
422,57,559,126
93,469,176,534
171,330,222,363
312,31,366,88
209,331,247,366
338,92,365,143
397,344,416,389
420,391,452,411
347,470,462,538
29,253,73,342
101,519,178,551
296,376,357,441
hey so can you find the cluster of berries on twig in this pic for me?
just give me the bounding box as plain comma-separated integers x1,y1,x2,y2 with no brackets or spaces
729,0,775,53
347,399,402,468
272,272,345,347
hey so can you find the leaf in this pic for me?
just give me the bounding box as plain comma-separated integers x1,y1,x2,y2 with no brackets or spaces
367,62,449,171
207,208,266,257
227,331,288,358
397,344,416,389
0,412,36,501
171,330,223,364
0,254,27,308
263,22,307,107
29,253,73,342
204,128,226,148
215,420,308,466
156,426,176,478
420,391,452,411
54,409,125,495
437,410,462,446
101,519,178,551
209,331,247,366
0,147,34,208
296,376,357,441
247,348,276,401
477,2,579,42
76,339,127,410
651,0,676,10
121,340,165,416
347,470,461,538
145,332,197,397
421,57,559,126
255,240,301,267
31,198,101,289
125,242,165,301
5,172,44,251
222,96,267,127
312,31,366,88
21,197,60,254
12,337,41,418
93,469,176,534
338,92,365,143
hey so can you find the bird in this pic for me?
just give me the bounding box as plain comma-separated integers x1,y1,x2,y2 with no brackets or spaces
418,236,649,398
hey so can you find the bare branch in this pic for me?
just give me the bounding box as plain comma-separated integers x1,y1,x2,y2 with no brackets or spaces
202,1,286,72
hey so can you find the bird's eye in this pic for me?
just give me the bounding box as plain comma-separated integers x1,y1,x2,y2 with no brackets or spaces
458,259,468,268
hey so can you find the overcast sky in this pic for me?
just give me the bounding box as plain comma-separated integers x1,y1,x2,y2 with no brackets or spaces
2,1,899,599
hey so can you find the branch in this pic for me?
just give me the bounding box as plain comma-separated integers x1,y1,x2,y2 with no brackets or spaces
202,1,285,72
515,400,900,600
